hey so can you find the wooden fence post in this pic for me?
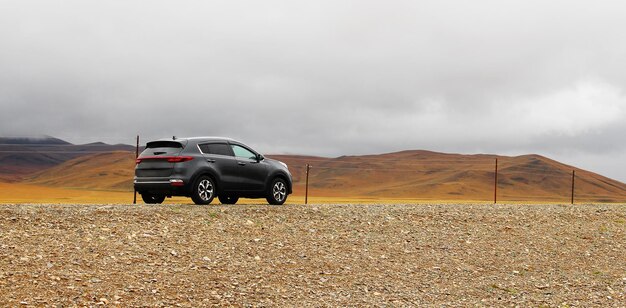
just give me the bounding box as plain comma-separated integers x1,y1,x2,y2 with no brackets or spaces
305,164,310,205
494,158,498,204
133,135,139,205
571,170,575,205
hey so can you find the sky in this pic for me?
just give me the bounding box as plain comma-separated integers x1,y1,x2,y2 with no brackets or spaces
1,1,626,182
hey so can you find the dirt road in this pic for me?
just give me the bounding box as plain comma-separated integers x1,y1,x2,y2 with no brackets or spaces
1,203,625,306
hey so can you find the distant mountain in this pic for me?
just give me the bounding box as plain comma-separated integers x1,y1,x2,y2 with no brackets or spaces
0,135,71,145
0,136,134,181
15,149,626,203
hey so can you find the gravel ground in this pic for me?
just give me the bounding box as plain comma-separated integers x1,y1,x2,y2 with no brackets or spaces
1,203,625,307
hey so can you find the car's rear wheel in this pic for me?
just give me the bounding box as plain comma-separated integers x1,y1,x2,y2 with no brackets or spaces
218,195,239,204
266,178,288,205
141,194,165,204
191,176,215,205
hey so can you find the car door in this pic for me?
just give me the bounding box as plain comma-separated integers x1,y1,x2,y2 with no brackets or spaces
197,142,239,191
230,143,268,191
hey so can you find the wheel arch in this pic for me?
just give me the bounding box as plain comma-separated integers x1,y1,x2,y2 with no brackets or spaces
189,168,221,194
267,171,292,194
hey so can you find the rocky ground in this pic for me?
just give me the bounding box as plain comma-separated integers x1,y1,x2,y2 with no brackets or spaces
0,203,625,307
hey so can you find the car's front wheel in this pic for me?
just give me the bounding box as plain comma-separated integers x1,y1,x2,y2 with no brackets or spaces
141,194,165,204
218,195,239,204
266,178,288,205
191,176,216,205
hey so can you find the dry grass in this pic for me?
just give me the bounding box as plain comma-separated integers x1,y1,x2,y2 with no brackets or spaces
1,182,623,206
7,150,626,204
0,183,134,204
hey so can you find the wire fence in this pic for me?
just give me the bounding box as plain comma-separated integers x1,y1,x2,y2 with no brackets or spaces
2,139,626,204
287,157,626,204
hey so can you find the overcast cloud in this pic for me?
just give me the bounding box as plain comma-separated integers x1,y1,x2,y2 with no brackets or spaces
1,1,626,181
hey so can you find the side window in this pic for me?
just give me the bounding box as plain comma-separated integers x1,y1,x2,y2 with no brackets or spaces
199,143,233,156
211,143,233,156
198,144,211,154
231,145,257,160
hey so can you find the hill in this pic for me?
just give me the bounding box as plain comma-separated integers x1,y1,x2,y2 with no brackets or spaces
278,150,626,203
25,151,136,191
17,150,626,203
0,136,134,181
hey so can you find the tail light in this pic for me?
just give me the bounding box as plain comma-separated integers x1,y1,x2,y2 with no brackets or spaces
136,156,194,164
165,156,194,163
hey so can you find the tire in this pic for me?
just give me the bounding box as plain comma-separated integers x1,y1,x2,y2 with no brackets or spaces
218,195,239,204
142,194,165,204
266,178,288,205
191,176,216,205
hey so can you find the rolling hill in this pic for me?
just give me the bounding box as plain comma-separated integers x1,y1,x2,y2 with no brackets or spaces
12,149,626,203
0,136,134,181
275,151,626,203
25,151,136,191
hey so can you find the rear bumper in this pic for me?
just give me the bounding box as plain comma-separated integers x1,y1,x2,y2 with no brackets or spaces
134,177,190,196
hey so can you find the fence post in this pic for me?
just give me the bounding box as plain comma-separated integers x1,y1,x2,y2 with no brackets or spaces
494,158,498,204
571,169,575,205
305,164,310,205
133,135,139,205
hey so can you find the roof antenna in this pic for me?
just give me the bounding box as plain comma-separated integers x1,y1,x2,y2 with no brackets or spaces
173,136,176,140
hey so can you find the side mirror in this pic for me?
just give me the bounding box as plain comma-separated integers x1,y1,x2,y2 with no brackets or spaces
257,154,264,162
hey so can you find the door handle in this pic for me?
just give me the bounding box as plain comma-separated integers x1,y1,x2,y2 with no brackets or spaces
206,159,216,163
237,162,246,166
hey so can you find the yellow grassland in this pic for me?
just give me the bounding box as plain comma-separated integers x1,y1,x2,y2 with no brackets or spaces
2,182,618,205
2,150,625,204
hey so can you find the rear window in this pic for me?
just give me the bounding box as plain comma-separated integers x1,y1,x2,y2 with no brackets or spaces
146,141,184,149
198,143,233,156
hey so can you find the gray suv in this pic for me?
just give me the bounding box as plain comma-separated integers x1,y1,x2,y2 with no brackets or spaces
134,137,292,205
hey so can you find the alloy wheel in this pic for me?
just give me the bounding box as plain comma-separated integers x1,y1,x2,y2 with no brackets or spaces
273,181,286,203
198,179,214,201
